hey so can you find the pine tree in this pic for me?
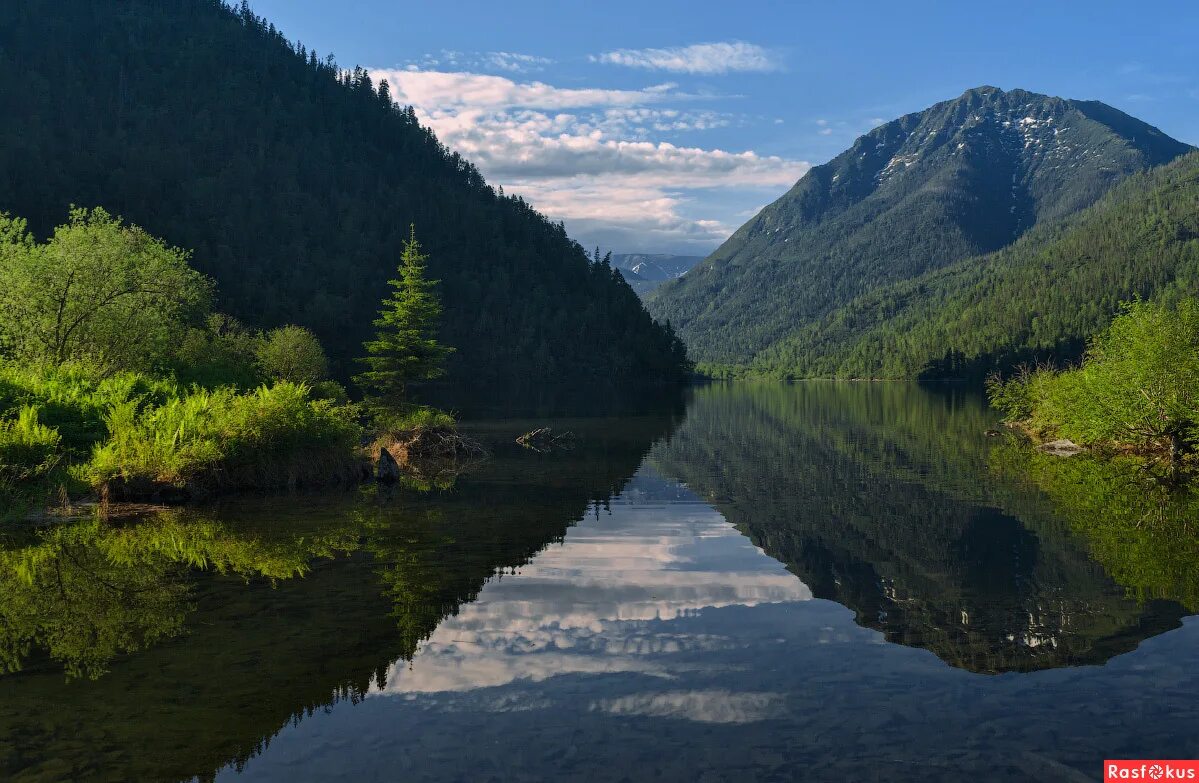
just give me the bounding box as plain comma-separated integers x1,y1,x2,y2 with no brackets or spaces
355,226,453,405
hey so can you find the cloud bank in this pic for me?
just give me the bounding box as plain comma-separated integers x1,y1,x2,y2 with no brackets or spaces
370,65,807,253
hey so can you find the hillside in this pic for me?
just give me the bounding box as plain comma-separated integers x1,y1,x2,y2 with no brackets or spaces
0,0,690,383
647,86,1191,366
752,151,1199,378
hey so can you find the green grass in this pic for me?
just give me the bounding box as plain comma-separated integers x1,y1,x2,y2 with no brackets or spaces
87,382,364,493
0,361,368,508
372,405,456,432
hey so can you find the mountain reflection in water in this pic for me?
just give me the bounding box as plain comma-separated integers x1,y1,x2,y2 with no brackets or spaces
2,383,1198,783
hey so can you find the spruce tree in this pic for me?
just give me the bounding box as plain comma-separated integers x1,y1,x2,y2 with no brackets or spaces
355,226,453,405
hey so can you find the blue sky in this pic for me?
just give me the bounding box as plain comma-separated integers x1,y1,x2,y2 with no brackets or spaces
248,0,1199,254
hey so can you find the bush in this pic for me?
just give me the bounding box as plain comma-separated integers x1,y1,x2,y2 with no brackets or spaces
373,405,456,433
257,325,328,385
169,314,262,389
0,406,62,483
989,299,1199,454
0,208,211,375
87,381,363,492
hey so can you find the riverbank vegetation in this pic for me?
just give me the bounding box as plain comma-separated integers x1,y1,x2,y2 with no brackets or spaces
0,210,467,517
988,299,1199,467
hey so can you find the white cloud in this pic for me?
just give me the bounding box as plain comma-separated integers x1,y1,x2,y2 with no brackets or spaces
378,69,678,112
483,51,552,73
592,42,782,75
371,498,810,696
370,68,809,253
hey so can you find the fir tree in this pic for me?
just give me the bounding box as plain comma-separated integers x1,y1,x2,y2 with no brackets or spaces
355,226,453,404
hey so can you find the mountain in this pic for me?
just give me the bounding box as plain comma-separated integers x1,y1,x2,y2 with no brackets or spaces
0,0,690,383
647,86,1192,367
611,254,704,296
752,150,1199,379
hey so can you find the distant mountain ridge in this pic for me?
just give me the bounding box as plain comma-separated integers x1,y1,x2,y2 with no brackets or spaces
647,86,1193,367
611,254,704,296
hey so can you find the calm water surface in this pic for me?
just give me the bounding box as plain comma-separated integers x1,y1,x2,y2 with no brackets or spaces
2,383,1197,782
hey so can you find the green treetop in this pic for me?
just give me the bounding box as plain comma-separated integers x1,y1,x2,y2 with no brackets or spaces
355,226,453,405
0,207,211,376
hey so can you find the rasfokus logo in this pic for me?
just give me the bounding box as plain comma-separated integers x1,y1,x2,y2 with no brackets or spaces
1106,761,1199,781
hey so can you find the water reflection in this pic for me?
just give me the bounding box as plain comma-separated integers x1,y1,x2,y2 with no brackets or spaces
651,382,1190,672
0,413,679,782
3,383,1199,782
0,511,362,679
993,445,1199,610
376,471,809,697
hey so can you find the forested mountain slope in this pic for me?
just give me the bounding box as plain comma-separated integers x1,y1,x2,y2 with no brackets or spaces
647,86,1191,366
752,151,1199,378
0,0,689,382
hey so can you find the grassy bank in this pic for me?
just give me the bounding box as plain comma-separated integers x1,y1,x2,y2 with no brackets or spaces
0,363,373,515
988,299,1199,466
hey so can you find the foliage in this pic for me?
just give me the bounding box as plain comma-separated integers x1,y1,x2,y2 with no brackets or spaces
170,314,263,388
0,406,61,474
356,227,453,403
0,361,180,453
373,405,457,432
87,382,363,492
990,299,1199,454
257,325,329,385
0,0,691,382
0,406,62,495
0,208,211,375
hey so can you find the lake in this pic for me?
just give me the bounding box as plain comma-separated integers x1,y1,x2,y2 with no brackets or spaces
2,382,1197,782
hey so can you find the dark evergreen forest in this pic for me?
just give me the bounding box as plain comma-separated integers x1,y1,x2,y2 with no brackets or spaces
0,0,690,383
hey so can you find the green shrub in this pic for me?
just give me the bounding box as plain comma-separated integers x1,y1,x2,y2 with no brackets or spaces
257,325,329,385
990,299,1199,453
0,208,211,375
373,405,456,433
169,314,262,389
87,381,363,491
0,406,62,482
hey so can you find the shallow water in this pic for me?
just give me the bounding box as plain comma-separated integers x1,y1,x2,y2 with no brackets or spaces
2,382,1197,782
